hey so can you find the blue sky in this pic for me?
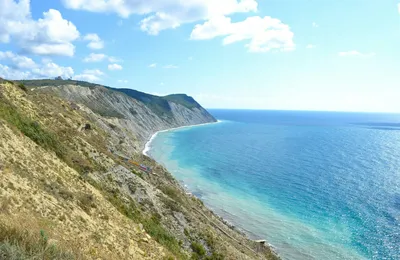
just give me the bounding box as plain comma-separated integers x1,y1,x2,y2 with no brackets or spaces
0,0,400,112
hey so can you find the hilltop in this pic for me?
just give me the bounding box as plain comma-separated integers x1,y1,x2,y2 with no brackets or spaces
0,79,278,260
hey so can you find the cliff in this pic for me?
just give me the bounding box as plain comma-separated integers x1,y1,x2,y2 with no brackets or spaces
0,79,278,260
18,79,216,153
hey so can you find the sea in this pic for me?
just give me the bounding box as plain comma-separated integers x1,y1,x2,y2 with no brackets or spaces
145,110,400,260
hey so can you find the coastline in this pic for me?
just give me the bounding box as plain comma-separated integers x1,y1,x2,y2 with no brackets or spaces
142,120,221,156
142,119,281,259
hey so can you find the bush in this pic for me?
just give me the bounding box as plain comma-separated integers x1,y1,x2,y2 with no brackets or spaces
0,224,77,259
191,242,206,256
18,83,28,92
83,177,185,258
205,252,225,260
77,192,96,214
143,215,184,258
0,101,66,159
160,185,182,203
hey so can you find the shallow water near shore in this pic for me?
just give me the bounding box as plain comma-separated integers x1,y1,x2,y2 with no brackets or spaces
147,110,400,260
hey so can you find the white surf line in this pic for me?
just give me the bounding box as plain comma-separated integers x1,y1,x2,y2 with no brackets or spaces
142,120,222,156
31,86,52,91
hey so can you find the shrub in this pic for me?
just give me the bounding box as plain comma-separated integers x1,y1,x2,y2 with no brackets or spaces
132,170,143,179
142,215,183,258
191,242,206,256
205,252,225,260
160,185,182,203
0,101,66,159
77,192,96,214
161,197,182,213
83,177,185,258
184,228,190,237
18,83,28,92
0,224,77,259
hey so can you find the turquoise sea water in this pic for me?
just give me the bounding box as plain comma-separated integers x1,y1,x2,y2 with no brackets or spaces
147,110,400,260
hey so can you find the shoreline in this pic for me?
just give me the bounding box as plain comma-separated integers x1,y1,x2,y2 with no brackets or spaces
142,119,281,258
142,120,221,156
142,119,280,256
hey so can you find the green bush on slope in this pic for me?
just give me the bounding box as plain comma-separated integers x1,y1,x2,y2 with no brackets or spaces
0,99,66,159
0,224,77,260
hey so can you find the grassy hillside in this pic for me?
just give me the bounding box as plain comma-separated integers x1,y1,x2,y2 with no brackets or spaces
109,88,173,117
17,79,101,89
164,94,201,109
0,79,278,260
16,79,205,118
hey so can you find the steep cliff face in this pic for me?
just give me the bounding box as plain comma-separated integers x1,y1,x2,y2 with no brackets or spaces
0,79,278,260
35,83,216,153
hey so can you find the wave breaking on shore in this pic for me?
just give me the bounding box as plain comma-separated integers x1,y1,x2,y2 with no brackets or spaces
142,120,222,156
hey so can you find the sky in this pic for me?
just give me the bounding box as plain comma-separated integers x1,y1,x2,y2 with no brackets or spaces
0,0,400,112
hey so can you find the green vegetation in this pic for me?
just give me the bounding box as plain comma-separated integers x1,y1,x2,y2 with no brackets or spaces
77,192,97,215
0,88,95,175
17,79,101,89
191,242,206,259
142,215,184,259
0,80,270,260
111,88,173,117
159,185,184,212
164,94,200,110
16,79,200,118
0,98,66,159
132,170,144,179
0,224,78,260
160,185,183,203
17,83,28,92
88,106,124,119
83,176,186,259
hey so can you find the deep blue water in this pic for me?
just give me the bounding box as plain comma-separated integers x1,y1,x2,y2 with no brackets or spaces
148,110,400,260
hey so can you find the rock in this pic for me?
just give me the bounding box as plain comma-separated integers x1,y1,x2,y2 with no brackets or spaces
84,123,92,130
140,237,149,243
137,248,145,255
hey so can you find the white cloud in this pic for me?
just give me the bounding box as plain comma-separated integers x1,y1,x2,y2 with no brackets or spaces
108,56,122,63
83,33,104,49
306,44,316,49
117,79,128,83
0,64,31,79
191,16,295,52
312,22,319,28
148,63,157,68
140,13,181,35
83,69,103,76
32,61,74,79
108,64,123,70
74,69,103,82
83,53,107,62
27,43,76,57
163,64,178,69
0,51,36,69
0,1,80,56
0,51,74,79
338,51,376,58
62,0,258,35
83,53,122,63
